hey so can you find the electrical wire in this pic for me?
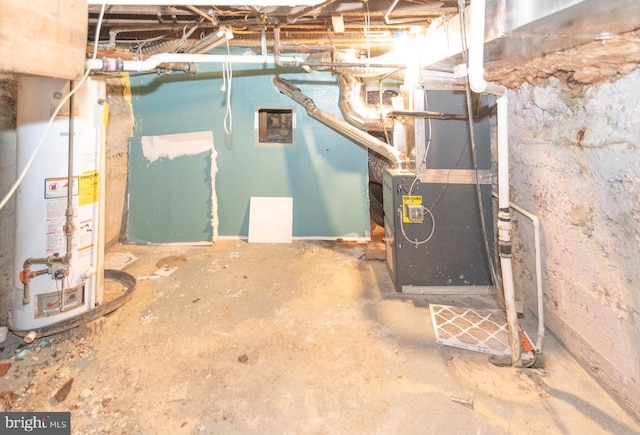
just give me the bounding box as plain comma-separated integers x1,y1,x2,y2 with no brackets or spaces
398,136,467,247
0,0,108,212
398,89,434,246
457,2,502,294
398,87,463,247
417,90,433,174
364,1,372,60
222,36,233,135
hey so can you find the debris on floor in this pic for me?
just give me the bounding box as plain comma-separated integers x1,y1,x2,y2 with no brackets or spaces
104,251,139,270
0,242,637,433
153,265,178,277
54,378,74,403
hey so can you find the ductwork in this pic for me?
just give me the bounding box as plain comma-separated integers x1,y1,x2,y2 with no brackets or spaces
305,50,403,78
272,77,402,168
422,0,640,73
338,75,393,132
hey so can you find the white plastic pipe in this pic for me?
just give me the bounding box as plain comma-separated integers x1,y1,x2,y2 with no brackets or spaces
508,201,544,352
86,53,304,72
468,0,522,365
496,93,521,366
468,0,487,93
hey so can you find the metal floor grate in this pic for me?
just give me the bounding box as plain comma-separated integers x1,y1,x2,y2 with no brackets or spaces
429,304,510,356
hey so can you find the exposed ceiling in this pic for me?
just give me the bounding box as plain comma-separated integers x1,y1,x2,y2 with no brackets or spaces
88,1,459,56
87,0,640,89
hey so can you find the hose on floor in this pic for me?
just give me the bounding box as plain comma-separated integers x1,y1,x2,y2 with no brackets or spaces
10,269,136,339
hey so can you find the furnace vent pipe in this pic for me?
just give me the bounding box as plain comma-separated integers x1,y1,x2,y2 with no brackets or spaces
468,0,487,94
468,0,523,366
272,77,402,167
338,75,393,132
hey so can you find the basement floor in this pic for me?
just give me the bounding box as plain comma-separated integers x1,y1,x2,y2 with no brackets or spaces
1,235,639,434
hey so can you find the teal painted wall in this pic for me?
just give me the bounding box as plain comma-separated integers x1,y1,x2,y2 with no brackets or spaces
127,139,213,244
128,62,370,239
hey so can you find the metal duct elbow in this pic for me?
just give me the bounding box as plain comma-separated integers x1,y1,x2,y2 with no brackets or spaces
338,75,393,132
304,50,404,79
272,77,402,168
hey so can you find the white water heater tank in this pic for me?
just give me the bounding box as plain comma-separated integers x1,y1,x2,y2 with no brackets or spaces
12,77,106,331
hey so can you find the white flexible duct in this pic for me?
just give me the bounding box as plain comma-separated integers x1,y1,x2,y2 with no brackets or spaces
468,0,523,366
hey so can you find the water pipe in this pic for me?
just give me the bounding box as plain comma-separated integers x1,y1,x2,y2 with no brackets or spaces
86,53,304,72
507,200,545,353
64,81,75,263
468,0,522,366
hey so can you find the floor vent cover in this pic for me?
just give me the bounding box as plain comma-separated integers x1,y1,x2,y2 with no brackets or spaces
429,304,510,356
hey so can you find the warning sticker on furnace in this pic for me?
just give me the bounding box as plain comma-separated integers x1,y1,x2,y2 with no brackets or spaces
79,171,99,206
402,195,423,223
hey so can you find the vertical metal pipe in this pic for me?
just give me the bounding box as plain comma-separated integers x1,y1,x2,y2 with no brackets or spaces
65,81,75,261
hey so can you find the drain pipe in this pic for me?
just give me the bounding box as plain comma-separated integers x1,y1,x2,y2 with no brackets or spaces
508,201,545,353
272,77,402,167
468,0,522,366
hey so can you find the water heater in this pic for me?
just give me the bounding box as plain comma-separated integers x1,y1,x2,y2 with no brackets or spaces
11,77,106,332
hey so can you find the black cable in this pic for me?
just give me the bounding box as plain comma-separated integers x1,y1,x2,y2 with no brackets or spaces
458,3,502,298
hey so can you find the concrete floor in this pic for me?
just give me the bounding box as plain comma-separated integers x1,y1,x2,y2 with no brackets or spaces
1,238,639,434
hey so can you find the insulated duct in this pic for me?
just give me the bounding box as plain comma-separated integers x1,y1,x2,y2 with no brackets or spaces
272,77,402,167
338,75,393,132
305,50,403,78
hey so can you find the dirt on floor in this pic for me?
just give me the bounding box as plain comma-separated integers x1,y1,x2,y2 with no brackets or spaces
1,238,639,434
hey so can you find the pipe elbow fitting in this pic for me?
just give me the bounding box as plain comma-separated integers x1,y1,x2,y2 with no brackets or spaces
468,68,487,94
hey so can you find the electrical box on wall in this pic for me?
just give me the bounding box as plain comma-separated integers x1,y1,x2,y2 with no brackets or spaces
255,107,295,146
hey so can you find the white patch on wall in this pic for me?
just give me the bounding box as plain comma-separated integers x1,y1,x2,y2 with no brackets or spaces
141,130,214,163
140,130,219,241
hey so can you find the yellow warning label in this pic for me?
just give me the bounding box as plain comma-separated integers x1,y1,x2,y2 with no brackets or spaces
402,195,423,223
79,171,99,206
102,102,110,126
